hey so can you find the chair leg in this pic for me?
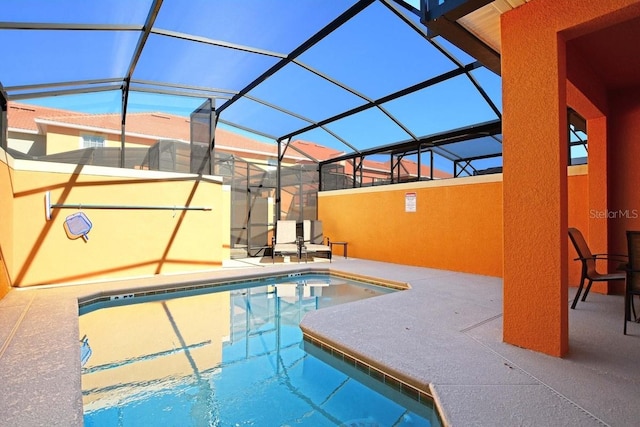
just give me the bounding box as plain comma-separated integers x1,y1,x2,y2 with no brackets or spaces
625,292,630,335
571,275,586,309
581,279,594,302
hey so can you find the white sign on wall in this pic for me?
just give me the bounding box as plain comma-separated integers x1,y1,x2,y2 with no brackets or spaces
405,192,416,212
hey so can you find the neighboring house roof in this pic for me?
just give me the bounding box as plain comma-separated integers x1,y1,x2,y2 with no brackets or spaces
288,139,450,179
356,157,450,180
36,112,191,142
8,102,302,161
8,103,80,133
215,130,281,160
289,140,345,161
394,157,451,179
7,101,450,178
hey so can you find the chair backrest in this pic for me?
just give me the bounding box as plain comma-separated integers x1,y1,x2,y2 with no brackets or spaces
626,231,640,292
303,220,324,244
275,220,297,244
568,227,597,275
311,220,324,244
303,220,311,243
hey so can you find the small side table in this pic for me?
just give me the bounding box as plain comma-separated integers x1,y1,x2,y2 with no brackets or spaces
329,240,348,259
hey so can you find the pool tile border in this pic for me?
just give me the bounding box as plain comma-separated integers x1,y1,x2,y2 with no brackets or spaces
302,332,442,421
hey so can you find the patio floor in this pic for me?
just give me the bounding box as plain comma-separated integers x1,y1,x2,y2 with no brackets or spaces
0,257,638,426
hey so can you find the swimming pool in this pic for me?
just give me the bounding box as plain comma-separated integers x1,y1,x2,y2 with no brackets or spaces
79,273,441,426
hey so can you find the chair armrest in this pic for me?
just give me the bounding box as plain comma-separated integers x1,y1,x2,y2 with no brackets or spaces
593,253,628,259
592,254,628,263
573,254,629,262
574,254,627,262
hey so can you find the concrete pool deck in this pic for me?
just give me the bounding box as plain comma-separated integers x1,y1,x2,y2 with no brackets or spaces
1,257,639,426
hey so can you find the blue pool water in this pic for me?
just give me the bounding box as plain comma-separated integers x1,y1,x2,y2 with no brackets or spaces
80,274,441,426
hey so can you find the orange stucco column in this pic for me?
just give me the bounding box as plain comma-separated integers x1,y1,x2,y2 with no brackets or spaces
567,50,611,295
586,116,612,294
502,5,569,356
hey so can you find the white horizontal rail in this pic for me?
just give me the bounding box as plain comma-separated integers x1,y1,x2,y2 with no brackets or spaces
44,191,211,220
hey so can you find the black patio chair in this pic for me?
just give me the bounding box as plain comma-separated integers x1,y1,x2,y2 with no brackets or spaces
568,227,626,309
624,231,640,334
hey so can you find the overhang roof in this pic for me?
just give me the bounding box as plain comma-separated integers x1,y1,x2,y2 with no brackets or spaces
427,0,640,92
0,0,504,165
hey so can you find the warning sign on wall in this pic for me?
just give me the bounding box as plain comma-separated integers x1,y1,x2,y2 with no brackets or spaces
405,192,416,212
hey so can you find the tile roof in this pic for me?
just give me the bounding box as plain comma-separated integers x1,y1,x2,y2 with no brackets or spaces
7,103,79,132
288,140,450,178
8,101,286,158
7,101,450,178
290,140,345,161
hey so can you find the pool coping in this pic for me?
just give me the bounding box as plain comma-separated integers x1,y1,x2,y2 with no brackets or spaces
77,267,411,309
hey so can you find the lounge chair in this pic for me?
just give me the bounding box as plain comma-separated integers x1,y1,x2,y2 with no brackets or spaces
568,227,626,309
272,220,301,263
624,231,640,334
302,220,332,262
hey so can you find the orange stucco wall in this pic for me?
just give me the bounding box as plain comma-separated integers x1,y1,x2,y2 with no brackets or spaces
319,176,504,277
319,171,590,281
608,86,640,261
0,151,229,287
320,176,505,276
502,0,640,356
